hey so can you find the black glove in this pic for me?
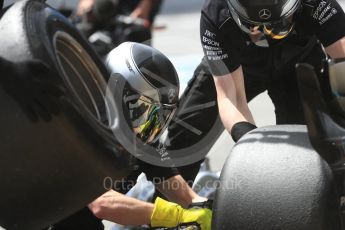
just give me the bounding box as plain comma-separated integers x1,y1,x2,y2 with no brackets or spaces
188,199,213,210
0,58,61,122
231,121,257,142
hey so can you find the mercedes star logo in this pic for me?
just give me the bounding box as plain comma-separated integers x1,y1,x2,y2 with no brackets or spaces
259,9,272,20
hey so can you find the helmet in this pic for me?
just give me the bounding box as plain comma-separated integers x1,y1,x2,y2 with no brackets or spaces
105,42,179,145
227,0,301,39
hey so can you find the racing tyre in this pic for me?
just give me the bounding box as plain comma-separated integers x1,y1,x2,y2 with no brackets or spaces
212,125,341,230
0,1,130,229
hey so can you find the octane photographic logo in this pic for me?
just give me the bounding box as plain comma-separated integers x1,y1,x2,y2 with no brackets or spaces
103,173,242,192
105,40,224,167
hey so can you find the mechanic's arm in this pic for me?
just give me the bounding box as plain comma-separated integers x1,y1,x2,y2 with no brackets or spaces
200,8,256,142
131,0,153,20
320,0,345,59
155,175,207,208
325,36,345,58
88,189,211,229
88,189,153,225
213,66,256,142
76,0,95,16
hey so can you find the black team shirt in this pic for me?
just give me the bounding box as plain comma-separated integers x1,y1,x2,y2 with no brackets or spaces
200,0,345,76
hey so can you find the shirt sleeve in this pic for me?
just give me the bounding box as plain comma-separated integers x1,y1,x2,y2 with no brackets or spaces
312,0,345,47
200,12,240,76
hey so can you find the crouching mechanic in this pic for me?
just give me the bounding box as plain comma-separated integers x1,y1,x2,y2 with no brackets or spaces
91,42,212,229
151,0,345,209
167,0,345,155
205,0,345,140
47,42,212,230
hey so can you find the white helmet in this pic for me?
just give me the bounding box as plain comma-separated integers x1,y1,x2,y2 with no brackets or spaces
106,42,179,144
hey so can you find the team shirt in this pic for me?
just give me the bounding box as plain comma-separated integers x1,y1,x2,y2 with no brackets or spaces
200,0,345,76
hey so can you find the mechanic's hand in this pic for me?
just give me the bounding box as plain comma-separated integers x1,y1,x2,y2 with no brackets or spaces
150,197,212,230
76,0,95,16
130,0,152,27
0,58,61,122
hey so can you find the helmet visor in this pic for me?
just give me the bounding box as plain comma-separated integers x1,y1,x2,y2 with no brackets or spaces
125,94,176,144
262,19,295,39
229,6,295,39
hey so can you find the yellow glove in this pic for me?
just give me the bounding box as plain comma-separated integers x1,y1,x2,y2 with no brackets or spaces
150,197,212,230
